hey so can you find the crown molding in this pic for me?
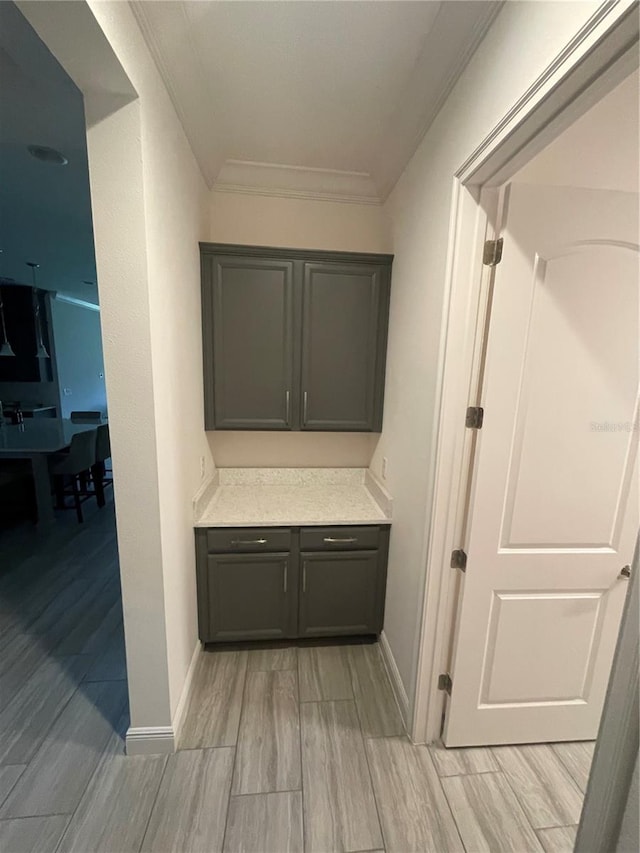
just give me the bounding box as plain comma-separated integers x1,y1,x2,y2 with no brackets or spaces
213,159,382,206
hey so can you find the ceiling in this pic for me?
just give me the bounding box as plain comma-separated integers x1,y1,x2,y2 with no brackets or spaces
131,0,502,202
516,69,640,193
0,2,98,302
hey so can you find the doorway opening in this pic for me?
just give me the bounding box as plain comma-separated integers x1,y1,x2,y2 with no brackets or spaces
0,0,128,779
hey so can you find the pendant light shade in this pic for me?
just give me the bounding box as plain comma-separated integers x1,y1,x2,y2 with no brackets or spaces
0,289,15,357
27,262,50,359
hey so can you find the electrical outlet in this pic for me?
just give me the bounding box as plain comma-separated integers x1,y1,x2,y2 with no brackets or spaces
382,457,388,479
200,456,206,479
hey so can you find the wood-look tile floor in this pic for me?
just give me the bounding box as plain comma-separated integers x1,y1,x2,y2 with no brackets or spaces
0,502,593,853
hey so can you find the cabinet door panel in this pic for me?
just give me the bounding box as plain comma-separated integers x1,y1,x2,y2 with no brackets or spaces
301,263,383,431
207,553,294,641
299,551,381,637
205,256,294,429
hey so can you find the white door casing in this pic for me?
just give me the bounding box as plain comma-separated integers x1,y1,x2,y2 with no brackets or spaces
444,183,639,746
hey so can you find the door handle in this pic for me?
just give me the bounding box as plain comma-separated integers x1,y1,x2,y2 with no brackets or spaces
302,561,307,593
619,564,632,579
303,391,308,425
285,390,290,425
283,561,288,593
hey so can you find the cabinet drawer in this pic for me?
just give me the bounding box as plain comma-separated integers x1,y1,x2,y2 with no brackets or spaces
300,526,379,551
206,527,291,553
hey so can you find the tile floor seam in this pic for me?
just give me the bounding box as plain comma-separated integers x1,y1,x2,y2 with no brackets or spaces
490,756,561,836
359,730,389,853
220,746,237,853
138,754,171,853
222,652,250,849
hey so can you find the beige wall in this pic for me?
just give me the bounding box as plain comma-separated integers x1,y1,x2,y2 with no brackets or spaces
373,0,602,718
210,191,391,253
208,191,391,468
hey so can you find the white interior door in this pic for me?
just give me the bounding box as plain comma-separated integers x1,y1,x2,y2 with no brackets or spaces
444,182,639,746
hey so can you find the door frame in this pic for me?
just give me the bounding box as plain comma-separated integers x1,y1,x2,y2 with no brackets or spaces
412,0,639,744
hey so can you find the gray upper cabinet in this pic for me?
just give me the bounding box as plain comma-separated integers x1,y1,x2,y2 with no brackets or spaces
200,244,392,432
202,255,295,430
301,262,386,431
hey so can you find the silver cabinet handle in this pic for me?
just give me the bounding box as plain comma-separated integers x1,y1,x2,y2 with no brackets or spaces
231,538,267,546
323,537,357,544
285,390,290,424
303,391,308,425
283,561,288,593
302,561,307,593
620,564,632,579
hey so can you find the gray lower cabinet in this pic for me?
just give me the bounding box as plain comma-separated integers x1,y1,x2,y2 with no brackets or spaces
298,551,381,637
206,553,295,641
195,525,390,643
200,244,392,432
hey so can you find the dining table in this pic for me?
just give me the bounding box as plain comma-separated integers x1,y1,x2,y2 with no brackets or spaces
0,417,105,529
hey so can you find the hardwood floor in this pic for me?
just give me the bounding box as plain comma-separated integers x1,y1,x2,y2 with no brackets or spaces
0,504,593,852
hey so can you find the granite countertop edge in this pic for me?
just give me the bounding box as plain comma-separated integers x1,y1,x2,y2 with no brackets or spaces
193,467,392,528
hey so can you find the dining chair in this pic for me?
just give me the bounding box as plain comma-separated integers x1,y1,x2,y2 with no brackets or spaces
91,424,112,508
51,429,98,523
70,411,102,423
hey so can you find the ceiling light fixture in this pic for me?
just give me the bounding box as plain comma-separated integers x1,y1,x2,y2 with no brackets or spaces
27,145,68,166
26,262,50,359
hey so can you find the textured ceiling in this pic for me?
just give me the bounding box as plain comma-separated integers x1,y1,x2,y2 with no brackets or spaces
131,0,502,201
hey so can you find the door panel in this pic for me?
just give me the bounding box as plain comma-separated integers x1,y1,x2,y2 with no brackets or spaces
301,263,380,431
299,551,380,636
210,257,294,429
207,552,294,641
445,184,639,746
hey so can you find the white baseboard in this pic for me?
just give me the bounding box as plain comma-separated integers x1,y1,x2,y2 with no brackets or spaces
379,630,410,728
126,726,175,755
171,641,202,744
126,642,202,756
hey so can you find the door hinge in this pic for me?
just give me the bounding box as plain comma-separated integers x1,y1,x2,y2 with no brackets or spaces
483,237,503,266
465,406,484,429
450,549,467,572
438,673,453,694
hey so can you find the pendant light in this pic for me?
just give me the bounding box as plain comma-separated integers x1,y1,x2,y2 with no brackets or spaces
26,262,50,359
0,288,15,357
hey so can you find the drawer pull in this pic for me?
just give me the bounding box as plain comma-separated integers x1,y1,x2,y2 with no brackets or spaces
231,538,268,546
323,537,358,544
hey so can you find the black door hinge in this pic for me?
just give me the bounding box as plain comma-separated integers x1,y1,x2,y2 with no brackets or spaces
450,549,467,572
483,238,503,266
465,406,484,429
438,673,453,694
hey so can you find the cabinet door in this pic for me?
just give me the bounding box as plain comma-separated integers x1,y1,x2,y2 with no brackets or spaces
207,553,294,641
299,551,382,637
300,262,389,431
202,255,295,429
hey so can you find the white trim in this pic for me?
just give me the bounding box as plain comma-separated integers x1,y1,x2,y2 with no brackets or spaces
411,0,640,745
170,641,202,744
212,184,382,207
379,630,409,728
54,293,100,312
125,725,175,755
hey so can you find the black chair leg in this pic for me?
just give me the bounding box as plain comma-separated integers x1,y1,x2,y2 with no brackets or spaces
72,477,83,523
92,464,105,508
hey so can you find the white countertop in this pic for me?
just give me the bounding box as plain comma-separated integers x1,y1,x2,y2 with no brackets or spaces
193,468,392,528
